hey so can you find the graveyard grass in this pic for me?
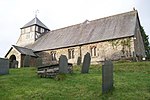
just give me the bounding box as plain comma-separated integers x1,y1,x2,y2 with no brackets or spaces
0,62,150,100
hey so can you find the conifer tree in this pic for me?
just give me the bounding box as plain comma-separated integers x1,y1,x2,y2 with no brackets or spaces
140,26,150,59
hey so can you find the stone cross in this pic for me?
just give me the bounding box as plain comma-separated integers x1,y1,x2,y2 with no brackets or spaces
34,10,39,17
81,52,91,73
59,55,68,74
102,60,114,94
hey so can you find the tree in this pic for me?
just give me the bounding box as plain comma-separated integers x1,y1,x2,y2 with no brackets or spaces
140,26,150,59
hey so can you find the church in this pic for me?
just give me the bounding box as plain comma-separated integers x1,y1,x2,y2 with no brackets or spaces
5,10,145,68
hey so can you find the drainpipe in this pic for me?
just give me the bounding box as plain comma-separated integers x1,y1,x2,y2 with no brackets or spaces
79,46,82,59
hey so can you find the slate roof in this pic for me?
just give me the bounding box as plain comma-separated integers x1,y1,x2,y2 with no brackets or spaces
28,10,138,52
13,45,37,57
21,17,49,29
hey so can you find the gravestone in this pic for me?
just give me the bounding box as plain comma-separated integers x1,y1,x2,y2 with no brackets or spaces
0,58,9,75
23,55,31,67
102,60,114,94
10,60,18,68
36,57,43,67
77,56,81,65
59,55,68,74
81,52,91,73
12,60,18,68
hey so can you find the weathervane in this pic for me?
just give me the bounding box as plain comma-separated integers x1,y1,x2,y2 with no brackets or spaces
34,10,39,17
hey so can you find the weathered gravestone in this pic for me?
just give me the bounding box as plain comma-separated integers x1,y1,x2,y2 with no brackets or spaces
10,60,18,68
36,57,43,67
59,55,68,74
102,60,114,94
0,58,9,75
81,52,91,73
23,55,31,67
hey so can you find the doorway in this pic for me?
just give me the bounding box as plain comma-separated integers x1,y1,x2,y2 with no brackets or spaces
9,55,18,68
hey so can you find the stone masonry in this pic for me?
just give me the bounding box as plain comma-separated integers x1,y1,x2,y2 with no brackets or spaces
36,37,138,65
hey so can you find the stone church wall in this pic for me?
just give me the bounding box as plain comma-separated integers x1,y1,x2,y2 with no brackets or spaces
20,55,37,67
16,31,35,47
36,37,136,65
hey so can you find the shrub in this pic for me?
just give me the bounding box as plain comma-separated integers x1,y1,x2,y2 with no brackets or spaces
55,73,66,81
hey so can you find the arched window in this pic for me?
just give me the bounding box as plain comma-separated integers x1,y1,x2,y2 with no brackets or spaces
90,46,97,57
51,51,56,61
68,48,74,59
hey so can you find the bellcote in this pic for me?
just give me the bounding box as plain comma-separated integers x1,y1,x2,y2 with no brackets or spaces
20,16,50,35
16,17,50,47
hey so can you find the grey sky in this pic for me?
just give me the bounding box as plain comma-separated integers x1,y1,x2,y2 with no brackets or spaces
0,0,150,57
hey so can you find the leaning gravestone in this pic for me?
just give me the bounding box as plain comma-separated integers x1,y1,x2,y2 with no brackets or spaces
102,60,114,94
0,58,9,75
81,52,91,73
23,55,31,67
59,55,68,74
36,57,43,67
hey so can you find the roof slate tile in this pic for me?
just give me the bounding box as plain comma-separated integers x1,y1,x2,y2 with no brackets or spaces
27,10,137,51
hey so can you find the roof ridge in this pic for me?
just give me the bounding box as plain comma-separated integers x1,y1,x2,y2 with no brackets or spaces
91,10,137,23
50,10,137,32
12,45,37,57
30,10,137,51
13,45,33,50
50,23,81,32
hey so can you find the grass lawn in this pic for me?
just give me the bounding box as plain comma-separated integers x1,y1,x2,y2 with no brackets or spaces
0,61,150,100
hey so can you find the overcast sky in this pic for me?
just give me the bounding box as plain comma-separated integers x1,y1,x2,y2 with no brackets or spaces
0,0,150,57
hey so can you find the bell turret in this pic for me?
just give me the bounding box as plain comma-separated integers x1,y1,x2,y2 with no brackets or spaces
16,16,50,47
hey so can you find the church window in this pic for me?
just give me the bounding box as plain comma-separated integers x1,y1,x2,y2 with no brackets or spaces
90,46,97,57
68,48,74,59
36,26,38,31
35,33,40,39
41,28,44,33
38,27,41,32
36,26,41,32
51,51,56,61
40,28,43,33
